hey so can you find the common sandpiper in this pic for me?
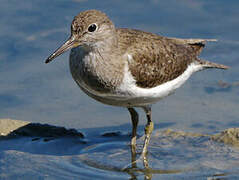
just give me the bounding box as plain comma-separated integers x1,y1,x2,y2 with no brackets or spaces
45,9,228,160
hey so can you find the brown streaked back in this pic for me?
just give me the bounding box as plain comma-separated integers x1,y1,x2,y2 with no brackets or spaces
116,28,200,88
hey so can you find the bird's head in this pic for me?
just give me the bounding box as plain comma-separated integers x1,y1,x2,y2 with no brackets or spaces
45,9,116,63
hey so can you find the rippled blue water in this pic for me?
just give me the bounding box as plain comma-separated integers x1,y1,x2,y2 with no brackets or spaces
0,0,239,179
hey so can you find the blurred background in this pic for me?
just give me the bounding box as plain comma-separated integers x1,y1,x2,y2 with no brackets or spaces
0,0,238,134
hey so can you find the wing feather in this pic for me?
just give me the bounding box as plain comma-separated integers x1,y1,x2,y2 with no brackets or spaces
117,29,201,88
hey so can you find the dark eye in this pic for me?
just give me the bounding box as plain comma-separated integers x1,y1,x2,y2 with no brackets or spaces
88,24,97,32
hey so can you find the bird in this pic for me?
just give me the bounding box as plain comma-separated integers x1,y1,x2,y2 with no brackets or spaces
45,9,228,158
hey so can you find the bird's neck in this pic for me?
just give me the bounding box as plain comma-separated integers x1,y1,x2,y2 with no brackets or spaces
92,33,118,52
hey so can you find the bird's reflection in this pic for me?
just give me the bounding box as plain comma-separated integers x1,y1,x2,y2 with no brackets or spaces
123,145,152,180
123,144,181,180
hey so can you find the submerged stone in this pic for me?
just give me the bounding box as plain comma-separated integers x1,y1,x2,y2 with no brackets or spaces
211,128,239,148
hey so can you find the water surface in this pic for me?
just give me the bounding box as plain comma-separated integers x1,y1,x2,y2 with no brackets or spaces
0,0,239,179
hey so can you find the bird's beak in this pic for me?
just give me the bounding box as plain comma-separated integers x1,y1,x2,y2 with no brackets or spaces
45,36,80,64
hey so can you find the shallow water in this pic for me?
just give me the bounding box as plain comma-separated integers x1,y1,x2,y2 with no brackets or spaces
1,128,239,180
0,0,239,179
1,124,239,180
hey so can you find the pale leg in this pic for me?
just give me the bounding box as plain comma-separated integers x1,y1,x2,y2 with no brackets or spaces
142,105,154,159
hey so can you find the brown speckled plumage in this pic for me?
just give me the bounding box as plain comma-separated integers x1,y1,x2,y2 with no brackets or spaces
46,10,228,91
45,10,229,158
116,28,202,88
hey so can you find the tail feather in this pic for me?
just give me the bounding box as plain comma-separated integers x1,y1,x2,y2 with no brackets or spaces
168,37,229,70
168,37,217,55
197,59,229,69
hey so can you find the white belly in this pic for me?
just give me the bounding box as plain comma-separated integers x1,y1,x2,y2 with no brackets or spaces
70,50,203,107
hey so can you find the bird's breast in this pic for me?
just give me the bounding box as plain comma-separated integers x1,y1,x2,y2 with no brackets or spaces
69,47,115,95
